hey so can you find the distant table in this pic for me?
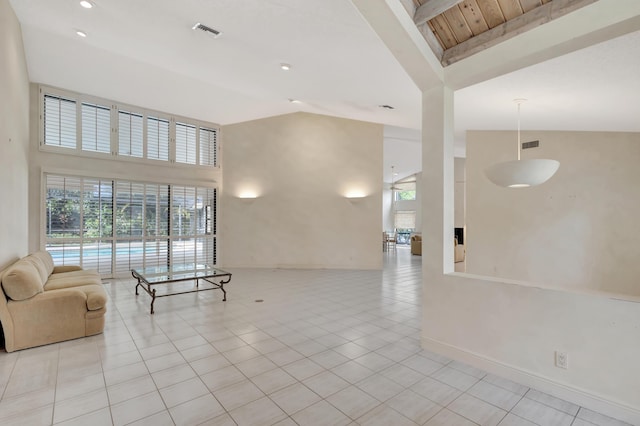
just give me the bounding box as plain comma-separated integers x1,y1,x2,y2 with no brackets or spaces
396,231,411,245
131,264,232,314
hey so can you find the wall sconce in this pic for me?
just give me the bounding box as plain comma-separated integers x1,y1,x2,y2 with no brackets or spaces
344,190,368,203
346,197,366,204
238,196,259,204
237,189,260,199
343,187,368,198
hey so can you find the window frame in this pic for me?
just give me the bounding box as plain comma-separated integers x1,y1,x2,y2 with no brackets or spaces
393,180,417,201
43,172,218,278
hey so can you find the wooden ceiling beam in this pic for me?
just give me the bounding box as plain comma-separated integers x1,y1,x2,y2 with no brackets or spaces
416,22,445,60
414,0,465,26
441,0,598,66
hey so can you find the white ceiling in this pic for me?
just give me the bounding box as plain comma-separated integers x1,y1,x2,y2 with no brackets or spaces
455,29,640,144
9,0,640,183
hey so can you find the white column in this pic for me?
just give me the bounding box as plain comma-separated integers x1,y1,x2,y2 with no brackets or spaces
421,84,455,275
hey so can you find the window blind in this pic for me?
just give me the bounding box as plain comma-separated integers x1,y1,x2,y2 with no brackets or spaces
81,103,111,154
81,179,113,239
394,181,415,191
394,210,416,230
147,116,170,161
118,110,143,157
176,122,197,164
80,179,113,272
46,175,82,238
41,89,219,169
45,174,216,276
199,127,218,166
44,94,76,149
115,181,145,238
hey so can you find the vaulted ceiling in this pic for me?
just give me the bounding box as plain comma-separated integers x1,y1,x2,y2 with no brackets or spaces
411,0,597,65
9,0,640,181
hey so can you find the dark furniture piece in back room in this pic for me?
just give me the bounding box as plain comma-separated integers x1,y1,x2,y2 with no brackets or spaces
454,227,464,245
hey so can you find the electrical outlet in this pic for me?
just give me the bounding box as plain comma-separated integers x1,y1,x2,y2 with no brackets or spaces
555,351,568,369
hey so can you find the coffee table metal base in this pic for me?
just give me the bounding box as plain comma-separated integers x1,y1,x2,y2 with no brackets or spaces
131,267,232,314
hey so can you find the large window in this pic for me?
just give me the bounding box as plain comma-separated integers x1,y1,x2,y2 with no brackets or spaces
40,87,219,167
45,174,217,277
394,181,416,201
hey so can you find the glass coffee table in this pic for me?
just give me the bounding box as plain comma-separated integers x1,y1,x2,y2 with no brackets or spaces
131,264,232,314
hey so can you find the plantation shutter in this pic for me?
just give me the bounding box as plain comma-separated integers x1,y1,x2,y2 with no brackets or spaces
45,175,82,266
118,110,143,157
175,122,197,164
44,94,76,149
81,102,111,153
81,179,113,273
147,116,170,161
199,127,218,166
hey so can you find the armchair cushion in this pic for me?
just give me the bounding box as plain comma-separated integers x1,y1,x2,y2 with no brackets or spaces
31,251,55,276
24,255,49,283
2,260,44,301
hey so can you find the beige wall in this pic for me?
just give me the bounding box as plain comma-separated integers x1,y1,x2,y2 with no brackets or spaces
466,130,640,297
0,0,30,269
421,87,640,423
221,112,382,269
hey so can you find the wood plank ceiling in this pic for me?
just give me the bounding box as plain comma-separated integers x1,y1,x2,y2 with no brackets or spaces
412,0,599,66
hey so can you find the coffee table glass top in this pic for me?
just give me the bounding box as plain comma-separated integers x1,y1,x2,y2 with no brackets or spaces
132,263,230,284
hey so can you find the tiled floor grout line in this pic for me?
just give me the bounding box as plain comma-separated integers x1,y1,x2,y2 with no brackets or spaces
2,251,632,426
117,301,175,425
95,335,116,426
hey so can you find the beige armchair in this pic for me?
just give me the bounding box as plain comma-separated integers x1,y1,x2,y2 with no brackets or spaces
408,235,464,261
411,234,422,255
0,251,107,352
455,237,466,263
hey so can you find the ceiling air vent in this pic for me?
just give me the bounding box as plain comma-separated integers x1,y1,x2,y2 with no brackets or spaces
192,23,221,37
522,140,539,150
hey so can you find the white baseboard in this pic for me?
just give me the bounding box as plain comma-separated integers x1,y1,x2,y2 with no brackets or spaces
421,337,640,425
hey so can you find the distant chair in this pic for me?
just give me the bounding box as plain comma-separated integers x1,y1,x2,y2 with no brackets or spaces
411,234,422,255
383,231,396,251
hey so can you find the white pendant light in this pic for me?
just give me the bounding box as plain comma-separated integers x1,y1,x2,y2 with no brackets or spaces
484,99,559,188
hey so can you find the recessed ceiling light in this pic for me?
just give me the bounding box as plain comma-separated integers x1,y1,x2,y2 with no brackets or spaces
288,99,301,104
280,63,291,71
76,30,87,37
79,1,93,8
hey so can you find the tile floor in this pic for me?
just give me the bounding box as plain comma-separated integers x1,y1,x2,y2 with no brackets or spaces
0,247,632,426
